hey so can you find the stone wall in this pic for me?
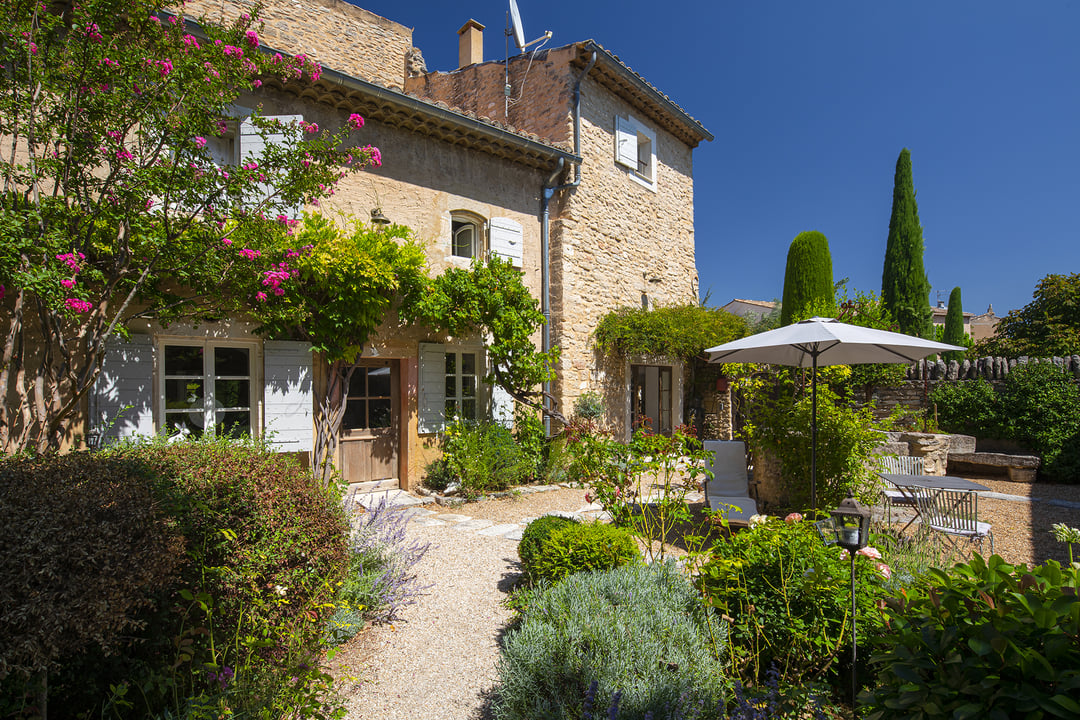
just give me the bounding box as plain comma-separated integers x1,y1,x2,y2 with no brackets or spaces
549,75,698,435
185,0,414,89
873,355,1080,419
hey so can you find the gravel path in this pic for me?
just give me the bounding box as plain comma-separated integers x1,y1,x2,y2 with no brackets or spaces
330,488,590,720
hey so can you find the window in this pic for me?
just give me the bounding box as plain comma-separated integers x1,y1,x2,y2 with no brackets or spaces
631,364,672,436
343,364,393,430
451,214,481,259
444,350,478,421
162,343,254,438
615,115,657,190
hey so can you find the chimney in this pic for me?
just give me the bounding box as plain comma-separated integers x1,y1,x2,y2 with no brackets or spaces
458,19,484,68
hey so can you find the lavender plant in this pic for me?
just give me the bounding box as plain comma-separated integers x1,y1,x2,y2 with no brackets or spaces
328,495,431,642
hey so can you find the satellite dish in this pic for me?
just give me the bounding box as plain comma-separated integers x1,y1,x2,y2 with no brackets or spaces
509,0,526,50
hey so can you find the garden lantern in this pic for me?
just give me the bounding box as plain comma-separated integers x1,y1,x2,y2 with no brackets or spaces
370,207,391,225
829,496,871,716
830,496,871,551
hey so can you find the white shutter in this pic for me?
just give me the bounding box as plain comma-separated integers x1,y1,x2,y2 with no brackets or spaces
263,340,313,452
491,382,514,429
418,342,446,434
615,115,638,168
489,217,523,268
239,114,303,218
90,335,156,445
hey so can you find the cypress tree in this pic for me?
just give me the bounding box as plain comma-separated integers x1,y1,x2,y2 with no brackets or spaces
881,148,933,338
780,230,835,326
942,286,966,361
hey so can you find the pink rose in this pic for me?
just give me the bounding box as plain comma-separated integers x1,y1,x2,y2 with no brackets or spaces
875,562,892,579
784,513,803,524
856,546,882,560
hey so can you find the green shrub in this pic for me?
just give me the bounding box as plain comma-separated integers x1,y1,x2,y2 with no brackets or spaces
695,515,892,692
513,403,548,480
930,377,1001,438
529,522,640,585
0,453,182,682
863,554,1080,719
431,418,533,496
518,515,580,583
494,562,730,720
932,362,1080,483
572,391,606,421
37,435,351,719
780,230,835,326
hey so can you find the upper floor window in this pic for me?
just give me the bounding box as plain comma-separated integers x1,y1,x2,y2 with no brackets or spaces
452,214,482,259
615,115,657,190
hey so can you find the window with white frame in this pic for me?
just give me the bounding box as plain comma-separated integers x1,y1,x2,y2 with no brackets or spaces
444,350,479,421
162,342,255,438
614,115,657,190
451,212,483,259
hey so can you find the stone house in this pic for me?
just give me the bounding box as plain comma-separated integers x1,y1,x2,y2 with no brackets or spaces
90,0,711,488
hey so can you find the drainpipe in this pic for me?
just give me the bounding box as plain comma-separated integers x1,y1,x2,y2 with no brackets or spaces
540,51,596,436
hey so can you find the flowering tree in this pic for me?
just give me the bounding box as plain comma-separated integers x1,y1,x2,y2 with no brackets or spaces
0,0,372,451
231,213,427,484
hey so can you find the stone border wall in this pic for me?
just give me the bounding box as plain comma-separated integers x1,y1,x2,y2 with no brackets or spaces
904,355,1080,383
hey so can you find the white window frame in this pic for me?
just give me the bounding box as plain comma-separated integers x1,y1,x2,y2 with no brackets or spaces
450,211,485,262
159,339,260,438
615,114,657,191
444,347,481,422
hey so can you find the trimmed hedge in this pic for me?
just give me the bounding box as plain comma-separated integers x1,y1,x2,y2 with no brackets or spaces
529,522,640,585
518,515,580,583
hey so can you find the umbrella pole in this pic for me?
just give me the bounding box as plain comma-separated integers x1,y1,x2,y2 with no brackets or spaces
811,353,818,511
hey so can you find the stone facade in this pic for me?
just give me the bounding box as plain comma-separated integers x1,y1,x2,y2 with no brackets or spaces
186,0,413,89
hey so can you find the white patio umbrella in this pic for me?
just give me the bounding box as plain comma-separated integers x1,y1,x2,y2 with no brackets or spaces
705,317,963,510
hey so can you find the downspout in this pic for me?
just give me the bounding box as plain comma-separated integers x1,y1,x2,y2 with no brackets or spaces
540,50,596,435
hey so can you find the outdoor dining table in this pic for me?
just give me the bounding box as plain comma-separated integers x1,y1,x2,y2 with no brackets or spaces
877,473,991,533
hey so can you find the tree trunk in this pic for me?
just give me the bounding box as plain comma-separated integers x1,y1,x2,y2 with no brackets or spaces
311,357,359,487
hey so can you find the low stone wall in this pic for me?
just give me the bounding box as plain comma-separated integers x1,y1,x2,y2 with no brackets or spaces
904,355,1080,383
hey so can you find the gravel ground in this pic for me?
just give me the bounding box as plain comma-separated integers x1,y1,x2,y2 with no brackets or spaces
329,479,1079,718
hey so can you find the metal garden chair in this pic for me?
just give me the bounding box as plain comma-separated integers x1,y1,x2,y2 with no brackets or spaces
911,486,994,556
878,455,923,528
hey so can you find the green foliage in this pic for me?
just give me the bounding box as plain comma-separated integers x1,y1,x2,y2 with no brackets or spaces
518,515,581,584
780,231,835,326
513,404,549,479
494,562,730,720
0,452,182,680
834,284,908,398
238,214,427,364
426,417,534,497
572,391,606,421
570,426,712,562
737,371,886,509
406,257,558,417
941,287,967,361
881,148,933,339
0,0,366,452
527,522,641,585
862,554,1080,719
592,303,747,360
696,516,892,692
930,378,1002,438
932,362,1080,483
990,272,1080,357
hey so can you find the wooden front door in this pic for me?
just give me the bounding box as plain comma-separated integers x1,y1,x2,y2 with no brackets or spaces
340,360,399,483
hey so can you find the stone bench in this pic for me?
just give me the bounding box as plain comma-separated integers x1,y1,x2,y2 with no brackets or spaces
948,452,1041,483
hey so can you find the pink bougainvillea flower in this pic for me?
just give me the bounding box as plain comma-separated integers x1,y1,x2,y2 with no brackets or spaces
157,59,173,76
182,34,201,51
252,79,262,88
221,238,233,246
856,546,882,560
101,57,119,69
65,298,93,313
273,287,284,296
784,512,803,524
348,113,364,129
60,278,76,289
255,291,267,302
115,149,134,162
303,122,319,134
875,562,891,579
245,30,259,47
222,45,243,58
195,136,207,148
276,214,288,223
238,248,261,260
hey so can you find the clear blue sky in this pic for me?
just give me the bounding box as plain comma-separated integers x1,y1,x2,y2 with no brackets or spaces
352,0,1079,317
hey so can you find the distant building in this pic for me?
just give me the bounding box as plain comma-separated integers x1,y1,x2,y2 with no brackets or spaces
969,305,1002,341
722,298,777,321
930,300,974,337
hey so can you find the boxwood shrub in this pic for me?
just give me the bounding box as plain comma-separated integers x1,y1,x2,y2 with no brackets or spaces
528,521,640,585
494,562,730,720
518,515,580,583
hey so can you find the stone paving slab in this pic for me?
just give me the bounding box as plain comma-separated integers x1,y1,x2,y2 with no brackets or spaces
412,518,449,527
431,513,472,523
452,518,495,532
476,523,522,538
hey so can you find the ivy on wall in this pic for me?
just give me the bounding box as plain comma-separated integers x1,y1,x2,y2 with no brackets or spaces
592,304,747,361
